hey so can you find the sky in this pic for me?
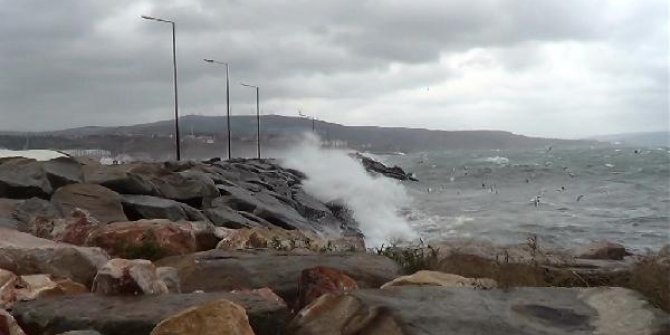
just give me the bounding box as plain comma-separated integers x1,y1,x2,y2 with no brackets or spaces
0,0,667,139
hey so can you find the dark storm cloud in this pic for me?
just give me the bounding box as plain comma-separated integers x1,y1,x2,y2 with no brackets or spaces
0,0,666,138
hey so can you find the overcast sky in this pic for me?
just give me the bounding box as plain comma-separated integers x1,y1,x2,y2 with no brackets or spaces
0,0,667,138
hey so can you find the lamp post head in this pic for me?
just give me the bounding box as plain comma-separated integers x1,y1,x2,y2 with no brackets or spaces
203,59,214,63
141,15,173,23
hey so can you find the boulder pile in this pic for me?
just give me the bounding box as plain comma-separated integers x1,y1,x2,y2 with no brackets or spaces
0,155,668,334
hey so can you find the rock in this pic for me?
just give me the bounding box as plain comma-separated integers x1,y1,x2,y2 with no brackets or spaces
17,274,88,301
204,206,268,229
92,259,168,296
0,198,22,229
0,228,109,287
381,270,497,289
134,167,219,208
12,291,289,335
84,220,210,260
13,197,62,230
351,153,418,181
573,240,629,260
0,309,26,335
0,268,20,309
43,157,84,189
0,158,52,199
290,287,670,335
121,194,206,222
213,185,313,231
51,184,128,224
156,249,401,306
156,267,181,293
297,266,359,309
216,227,311,250
57,331,103,335
149,298,255,335
83,164,159,196
56,209,101,245
230,288,287,307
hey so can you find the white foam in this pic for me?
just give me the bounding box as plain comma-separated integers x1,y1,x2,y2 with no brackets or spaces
278,134,417,247
484,156,510,165
0,149,66,161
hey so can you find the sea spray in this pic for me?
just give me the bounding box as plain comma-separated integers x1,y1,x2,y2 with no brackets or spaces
278,135,418,247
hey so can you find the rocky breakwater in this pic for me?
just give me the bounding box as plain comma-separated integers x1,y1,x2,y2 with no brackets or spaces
1,154,669,334
350,153,418,181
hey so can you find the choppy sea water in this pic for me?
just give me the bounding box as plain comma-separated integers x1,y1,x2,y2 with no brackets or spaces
379,146,670,252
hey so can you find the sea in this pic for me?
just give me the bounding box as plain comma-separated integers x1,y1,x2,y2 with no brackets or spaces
378,145,670,252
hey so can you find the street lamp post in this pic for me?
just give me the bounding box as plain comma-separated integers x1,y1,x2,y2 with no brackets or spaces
203,59,231,160
141,15,181,161
240,83,260,159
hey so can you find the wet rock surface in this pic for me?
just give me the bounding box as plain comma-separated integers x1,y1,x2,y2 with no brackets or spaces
0,228,109,287
291,287,670,335
350,153,418,181
12,292,289,335
156,249,401,306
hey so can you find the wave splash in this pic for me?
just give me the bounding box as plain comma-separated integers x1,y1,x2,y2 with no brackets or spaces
278,134,418,247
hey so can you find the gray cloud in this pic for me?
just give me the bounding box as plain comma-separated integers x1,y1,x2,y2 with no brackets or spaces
0,0,666,138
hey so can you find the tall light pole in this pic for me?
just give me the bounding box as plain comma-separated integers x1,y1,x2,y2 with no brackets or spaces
203,59,231,160
240,83,260,159
141,15,181,161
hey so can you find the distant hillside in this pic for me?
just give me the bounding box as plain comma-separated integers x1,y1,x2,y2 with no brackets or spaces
591,131,669,147
40,115,591,153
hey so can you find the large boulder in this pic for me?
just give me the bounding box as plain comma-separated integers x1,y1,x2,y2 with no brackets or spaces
381,270,497,289
121,194,207,222
213,185,313,231
42,157,84,189
51,184,127,224
0,309,26,335
0,228,109,287
216,227,364,252
132,166,219,208
573,240,629,260
92,259,169,296
12,291,289,335
1,273,87,309
204,206,269,229
149,298,255,335
290,287,670,335
0,198,23,229
84,220,202,260
13,197,62,230
0,158,52,199
297,266,359,310
83,164,159,196
156,249,401,306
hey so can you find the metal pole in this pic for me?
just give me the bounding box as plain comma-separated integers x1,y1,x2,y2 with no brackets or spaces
171,22,181,161
312,117,315,133
226,64,231,160
256,87,260,159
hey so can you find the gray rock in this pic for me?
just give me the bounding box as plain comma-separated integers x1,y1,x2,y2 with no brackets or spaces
57,331,103,335
52,184,128,224
155,249,401,306
12,292,289,335
0,228,109,287
121,194,205,222
0,157,52,199
0,198,23,229
204,206,268,229
13,197,62,228
43,156,84,189
215,185,311,231
83,164,159,196
290,287,670,335
146,170,219,209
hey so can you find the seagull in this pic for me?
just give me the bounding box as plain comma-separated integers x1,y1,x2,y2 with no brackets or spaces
576,195,584,202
